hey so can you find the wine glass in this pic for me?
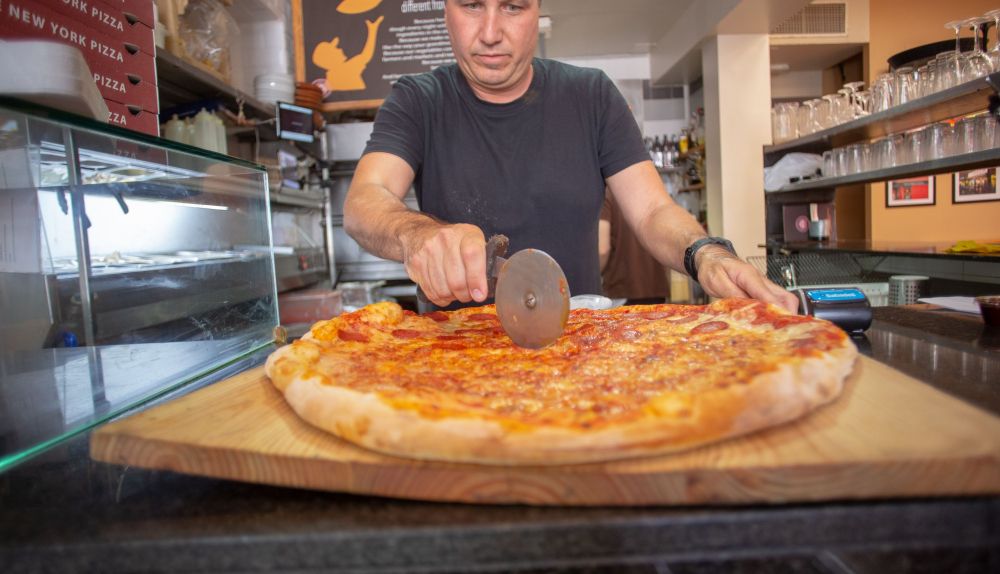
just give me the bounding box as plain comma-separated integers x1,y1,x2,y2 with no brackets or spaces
961,16,992,79
844,81,867,117
985,9,1000,71
945,20,967,84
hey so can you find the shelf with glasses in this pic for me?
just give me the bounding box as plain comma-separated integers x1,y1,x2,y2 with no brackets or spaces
764,72,999,160
156,50,274,121
769,147,1000,194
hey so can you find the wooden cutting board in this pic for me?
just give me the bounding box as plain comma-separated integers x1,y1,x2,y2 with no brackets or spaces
91,356,1000,506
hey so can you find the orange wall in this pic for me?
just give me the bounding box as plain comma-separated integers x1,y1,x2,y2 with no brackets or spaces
867,0,1000,243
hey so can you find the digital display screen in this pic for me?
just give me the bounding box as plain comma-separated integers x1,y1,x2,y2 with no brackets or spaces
276,102,315,143
806,288,866,303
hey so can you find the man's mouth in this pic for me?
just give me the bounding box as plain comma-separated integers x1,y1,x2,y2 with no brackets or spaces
474,53,509,65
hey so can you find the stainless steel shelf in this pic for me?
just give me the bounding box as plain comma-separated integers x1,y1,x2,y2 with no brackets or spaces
770,148,1000,194
764,73,999,157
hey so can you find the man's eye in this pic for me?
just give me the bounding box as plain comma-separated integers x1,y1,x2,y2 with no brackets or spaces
463,1,483,10
502,4,524,14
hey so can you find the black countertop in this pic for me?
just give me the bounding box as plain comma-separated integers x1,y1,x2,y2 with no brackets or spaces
1,307,999,573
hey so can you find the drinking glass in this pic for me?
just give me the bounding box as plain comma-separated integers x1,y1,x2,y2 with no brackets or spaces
917,61,935,97
945,20,967,84
894,66,917,105
772,102,798,143
986,9,1000,71
905,129,926,165
888,133,907,166
833,146,848,176
797,99,819,136
934,52,959,91
822,150,836,177
871,73,894,112
852,90,872,118
974,113,996,152
955,116,978,155
834,88,854,124
845,143,870,174
927,122,955,159
961,17,993,79
817,96,835,130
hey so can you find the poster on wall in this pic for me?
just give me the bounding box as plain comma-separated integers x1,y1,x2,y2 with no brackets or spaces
293,0,456,110
953,168,1000,203
886,176,935,208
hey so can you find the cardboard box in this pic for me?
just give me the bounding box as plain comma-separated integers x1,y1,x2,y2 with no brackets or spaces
34,0,154,56
104,98,158,136
0,0,157,110
113,0,153,28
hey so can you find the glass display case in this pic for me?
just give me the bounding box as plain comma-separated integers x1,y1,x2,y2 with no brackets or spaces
0,97,278,471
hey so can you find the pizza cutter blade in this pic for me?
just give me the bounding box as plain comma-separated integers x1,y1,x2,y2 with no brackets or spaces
492,244,570,349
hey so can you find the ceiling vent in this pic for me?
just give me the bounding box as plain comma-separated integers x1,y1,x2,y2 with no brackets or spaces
771,2,847,35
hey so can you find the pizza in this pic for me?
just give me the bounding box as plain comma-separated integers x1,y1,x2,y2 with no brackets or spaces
264,298,857,465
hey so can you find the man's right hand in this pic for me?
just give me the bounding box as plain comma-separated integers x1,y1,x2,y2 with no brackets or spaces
402,222,489,308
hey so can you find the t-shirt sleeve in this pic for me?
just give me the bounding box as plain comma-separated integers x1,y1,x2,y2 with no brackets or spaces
596,72,650,180
362,76,424,173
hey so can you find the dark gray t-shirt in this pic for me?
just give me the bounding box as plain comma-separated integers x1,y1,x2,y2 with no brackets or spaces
364,58,649,296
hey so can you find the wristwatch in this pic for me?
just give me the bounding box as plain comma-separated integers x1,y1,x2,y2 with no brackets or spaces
683,237,736,283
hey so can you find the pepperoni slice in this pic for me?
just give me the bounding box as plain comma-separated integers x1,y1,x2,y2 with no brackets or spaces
431,341,468,351
436,334,464,341
337,329,370,343
424,311,449,322
690,320,729,335
391,329,423,339
467,313,497,321
639,312,672,320
616,328,642,340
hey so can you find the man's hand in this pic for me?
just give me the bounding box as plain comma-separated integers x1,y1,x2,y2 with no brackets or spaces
694,246,800,314
402,222,489,308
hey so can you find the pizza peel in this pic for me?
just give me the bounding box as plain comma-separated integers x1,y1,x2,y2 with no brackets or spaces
487,234,570,349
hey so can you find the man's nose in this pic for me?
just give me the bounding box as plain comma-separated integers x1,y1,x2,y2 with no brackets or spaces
479,7,502,45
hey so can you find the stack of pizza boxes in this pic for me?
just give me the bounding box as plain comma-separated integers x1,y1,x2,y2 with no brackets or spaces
0,0,159,136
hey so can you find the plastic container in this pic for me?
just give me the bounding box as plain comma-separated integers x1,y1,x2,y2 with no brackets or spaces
278,289,343,325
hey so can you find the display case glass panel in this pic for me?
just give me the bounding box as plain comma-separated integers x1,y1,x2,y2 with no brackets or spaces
0,98,278,470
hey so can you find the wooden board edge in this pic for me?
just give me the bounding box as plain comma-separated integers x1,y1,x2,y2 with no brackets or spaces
90,425,1000,507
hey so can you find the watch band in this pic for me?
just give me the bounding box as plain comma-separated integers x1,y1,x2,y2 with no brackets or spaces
683,237,736,283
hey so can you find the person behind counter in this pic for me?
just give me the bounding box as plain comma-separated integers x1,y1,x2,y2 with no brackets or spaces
599,191,671,306
344,0,797,313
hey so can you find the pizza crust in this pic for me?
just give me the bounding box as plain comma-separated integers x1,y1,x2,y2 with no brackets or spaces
265,308,858,465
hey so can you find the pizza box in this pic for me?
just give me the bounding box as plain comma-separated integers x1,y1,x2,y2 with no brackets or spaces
104,99,158,136
32,0,156,56
0,0,158,100
90,356,1000,506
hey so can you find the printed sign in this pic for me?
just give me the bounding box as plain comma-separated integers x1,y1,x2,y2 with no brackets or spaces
294,0,455,109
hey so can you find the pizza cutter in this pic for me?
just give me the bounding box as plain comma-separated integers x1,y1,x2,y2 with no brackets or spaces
487,234,571,349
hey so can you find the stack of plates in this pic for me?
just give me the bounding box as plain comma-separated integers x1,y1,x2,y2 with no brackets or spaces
254,73,295,104
295,82,323,110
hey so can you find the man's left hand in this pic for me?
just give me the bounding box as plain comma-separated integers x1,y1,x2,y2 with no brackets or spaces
694,246,799,313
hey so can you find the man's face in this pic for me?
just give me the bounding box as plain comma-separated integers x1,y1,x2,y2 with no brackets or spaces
445,0,540,103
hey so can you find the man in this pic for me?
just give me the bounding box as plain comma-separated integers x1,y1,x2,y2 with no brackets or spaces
344,0,797,313
599,191,671,306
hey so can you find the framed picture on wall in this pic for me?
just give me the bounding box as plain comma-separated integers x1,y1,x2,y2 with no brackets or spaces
886,176,935,207
953,168,1000,203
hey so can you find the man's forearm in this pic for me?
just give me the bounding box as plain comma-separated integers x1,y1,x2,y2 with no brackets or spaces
636,202,708,272
344,183,440,263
